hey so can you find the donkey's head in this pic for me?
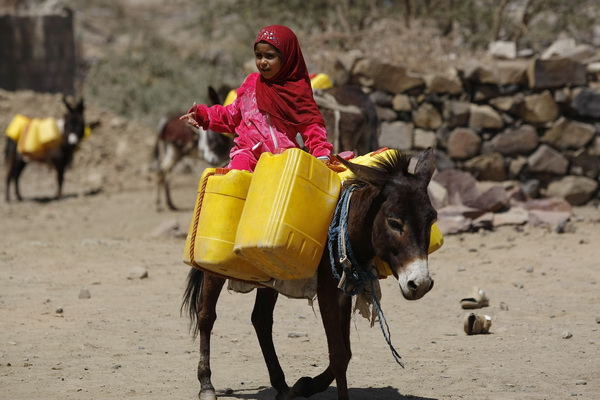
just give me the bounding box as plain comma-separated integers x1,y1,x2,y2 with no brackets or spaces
198,86,234,165
62,96,86,148
340,148,437,300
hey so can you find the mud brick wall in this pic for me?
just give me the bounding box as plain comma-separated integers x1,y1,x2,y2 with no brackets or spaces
0,9,76,94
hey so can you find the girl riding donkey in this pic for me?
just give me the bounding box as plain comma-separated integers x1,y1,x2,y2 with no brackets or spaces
180,24,343,172
180,25,440,400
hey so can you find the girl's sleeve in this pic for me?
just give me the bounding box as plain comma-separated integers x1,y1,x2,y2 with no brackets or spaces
300,123,333,159
204,101,242,134
195,74,257,134
188,102,240,132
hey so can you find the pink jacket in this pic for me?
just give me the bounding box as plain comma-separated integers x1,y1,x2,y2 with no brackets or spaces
199,73,332,171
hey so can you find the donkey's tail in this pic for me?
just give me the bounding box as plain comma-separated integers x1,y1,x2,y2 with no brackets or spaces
4,137,17,166
181,267,204,339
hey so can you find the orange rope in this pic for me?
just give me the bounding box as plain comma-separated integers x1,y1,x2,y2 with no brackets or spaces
188,171,214,271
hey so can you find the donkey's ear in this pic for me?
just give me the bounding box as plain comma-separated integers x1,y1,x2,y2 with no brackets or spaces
76,98,84,112
63,94,73,111
207,86,221,106
413,147,436,184
336,156,389,187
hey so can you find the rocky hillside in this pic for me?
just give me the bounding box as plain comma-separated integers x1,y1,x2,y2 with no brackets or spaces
2,0,600,232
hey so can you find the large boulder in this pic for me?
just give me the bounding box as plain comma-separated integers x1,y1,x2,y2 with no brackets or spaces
546,176,599,206
527,58,587,89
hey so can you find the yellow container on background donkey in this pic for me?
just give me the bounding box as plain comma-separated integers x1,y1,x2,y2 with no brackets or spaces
234,148,342,280
183,168,272,282
5,114,30,141
14,117,61,159
37,117,61,147
16,118,43,157
336,148,444,277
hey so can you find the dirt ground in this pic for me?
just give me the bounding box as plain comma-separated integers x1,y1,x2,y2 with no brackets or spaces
1,91,600,400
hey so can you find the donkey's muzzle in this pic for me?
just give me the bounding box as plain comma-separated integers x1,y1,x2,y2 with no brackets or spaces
397,258,433,300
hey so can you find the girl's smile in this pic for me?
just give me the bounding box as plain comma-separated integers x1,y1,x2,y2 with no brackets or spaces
255,42,282,80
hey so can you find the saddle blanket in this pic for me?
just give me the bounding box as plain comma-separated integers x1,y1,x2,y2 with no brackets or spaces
227,274,381,326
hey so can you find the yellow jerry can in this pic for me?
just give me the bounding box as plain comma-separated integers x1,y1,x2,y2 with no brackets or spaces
5,114,30,141
234,148,342,280
17,118,44,158
37,118,61,148
223,89,237,106
310,73,334,90
183,168,271,282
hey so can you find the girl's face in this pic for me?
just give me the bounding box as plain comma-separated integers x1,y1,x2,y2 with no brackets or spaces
254,42,282,80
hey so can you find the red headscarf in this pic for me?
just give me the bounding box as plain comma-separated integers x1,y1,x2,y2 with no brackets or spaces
254,25,325,133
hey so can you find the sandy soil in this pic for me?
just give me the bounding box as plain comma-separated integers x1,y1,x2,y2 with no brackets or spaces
1,91,600,400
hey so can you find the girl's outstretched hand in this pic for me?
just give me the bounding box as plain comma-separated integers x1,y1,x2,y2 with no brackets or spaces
180,102,200,128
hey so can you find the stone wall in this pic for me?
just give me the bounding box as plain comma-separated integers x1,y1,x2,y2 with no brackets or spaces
0,8,76,94
331,39,600,208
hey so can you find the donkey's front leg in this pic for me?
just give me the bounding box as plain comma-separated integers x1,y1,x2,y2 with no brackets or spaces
197,275,226,400
252,287,291,399
54,163,66,200
316,264,353,400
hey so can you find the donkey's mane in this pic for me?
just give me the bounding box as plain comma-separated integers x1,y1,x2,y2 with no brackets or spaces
343,149,411,188
369,149,410,175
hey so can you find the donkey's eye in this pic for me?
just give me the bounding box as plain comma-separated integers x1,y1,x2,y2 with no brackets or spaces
388,218,404,234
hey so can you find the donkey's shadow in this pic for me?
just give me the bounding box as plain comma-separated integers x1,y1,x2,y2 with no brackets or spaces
26,189,102,204
219,385,438,400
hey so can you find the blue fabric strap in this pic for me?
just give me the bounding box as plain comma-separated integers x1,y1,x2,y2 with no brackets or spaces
327,184,404,367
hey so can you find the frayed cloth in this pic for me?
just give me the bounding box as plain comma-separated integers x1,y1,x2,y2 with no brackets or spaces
352,279,382,327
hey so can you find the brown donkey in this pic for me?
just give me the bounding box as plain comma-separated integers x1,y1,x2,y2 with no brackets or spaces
182,147,437,400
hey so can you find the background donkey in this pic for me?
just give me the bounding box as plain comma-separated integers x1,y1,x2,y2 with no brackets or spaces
152,87,233,211
4,96,86,202
314,84,379,155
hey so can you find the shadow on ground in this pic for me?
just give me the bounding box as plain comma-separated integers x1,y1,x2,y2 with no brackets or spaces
218,385,438,399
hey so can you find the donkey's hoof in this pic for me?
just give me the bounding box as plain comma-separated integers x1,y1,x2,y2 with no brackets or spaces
275,387,292,400
289,376,314,398
199,389,217,400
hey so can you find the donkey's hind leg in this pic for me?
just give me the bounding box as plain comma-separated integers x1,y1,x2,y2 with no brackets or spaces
252,287,291,399
197,274,226,400
5,139,27,202
10,158,27,202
